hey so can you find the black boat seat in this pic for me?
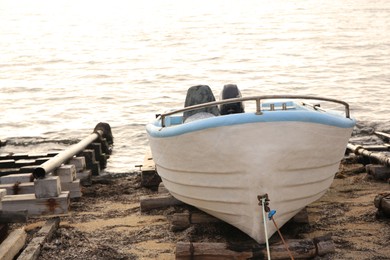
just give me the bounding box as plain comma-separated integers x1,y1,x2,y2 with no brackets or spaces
183,85,220,122
219,84,245,115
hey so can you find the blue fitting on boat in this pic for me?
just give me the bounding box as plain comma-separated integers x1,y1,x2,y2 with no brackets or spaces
268,210,276,220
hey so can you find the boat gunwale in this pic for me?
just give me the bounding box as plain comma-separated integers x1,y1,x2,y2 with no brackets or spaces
158,95,351,127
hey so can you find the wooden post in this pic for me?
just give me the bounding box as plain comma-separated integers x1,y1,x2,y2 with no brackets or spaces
0,228,27,260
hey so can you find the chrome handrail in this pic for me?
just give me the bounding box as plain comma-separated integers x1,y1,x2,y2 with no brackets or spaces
160,95,351,127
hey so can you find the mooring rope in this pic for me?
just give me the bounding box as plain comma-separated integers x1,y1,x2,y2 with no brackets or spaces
260,197,271,260
258,194,294,260
268,210,295,260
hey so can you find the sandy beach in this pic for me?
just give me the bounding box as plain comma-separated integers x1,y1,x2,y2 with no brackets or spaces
11,158,390,260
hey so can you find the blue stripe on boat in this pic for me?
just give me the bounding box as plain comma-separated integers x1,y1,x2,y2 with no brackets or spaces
146,105,356,138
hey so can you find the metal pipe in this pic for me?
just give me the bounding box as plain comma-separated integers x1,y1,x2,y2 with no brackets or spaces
33,130,103,179
347,143,390,167
160,95,352,127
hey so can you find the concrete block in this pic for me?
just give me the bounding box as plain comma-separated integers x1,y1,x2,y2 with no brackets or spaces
68,157,86,172
54,165,76,183
34,176,61,198
1,173,33,184
61,179,82,198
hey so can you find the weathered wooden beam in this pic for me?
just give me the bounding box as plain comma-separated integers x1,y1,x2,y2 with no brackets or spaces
0,210,28,223
0,182,35,195
1,192,70,216
140,151,161,188
158,182,168,194
171,211,220,231
0,173,33,184
87,142,107,169
0,159,15,168
140,194,183,213
0,228,27,260
18,217,60,260
78,149,100,176
175,235,335,260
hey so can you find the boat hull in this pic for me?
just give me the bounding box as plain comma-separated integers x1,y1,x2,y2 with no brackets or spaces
147,118,354,243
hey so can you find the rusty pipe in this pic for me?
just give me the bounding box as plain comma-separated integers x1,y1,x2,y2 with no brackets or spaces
33,130,103,179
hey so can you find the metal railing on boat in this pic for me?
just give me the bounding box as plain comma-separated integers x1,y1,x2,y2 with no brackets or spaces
159,95,351,127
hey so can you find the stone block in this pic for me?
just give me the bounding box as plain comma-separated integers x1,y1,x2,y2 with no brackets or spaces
54,165,76,183
68,157,86,172
34,176,61,198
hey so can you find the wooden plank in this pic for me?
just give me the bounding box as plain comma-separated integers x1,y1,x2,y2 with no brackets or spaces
140,194,183,213
171,211,220,231
2,192,70,216
0,173,33,184
0,182,35,195
15,159,37,167
18,217,60,260
0,160,15,168
0,228,27,260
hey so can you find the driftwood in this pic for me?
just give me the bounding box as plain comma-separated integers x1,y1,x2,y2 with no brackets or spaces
0,228,27,260
176,235,335,259
18,217,60,260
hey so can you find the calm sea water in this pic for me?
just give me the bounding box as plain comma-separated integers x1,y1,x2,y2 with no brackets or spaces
1,0,389,173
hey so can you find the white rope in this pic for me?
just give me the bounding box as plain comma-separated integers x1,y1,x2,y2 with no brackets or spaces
261,197,271,260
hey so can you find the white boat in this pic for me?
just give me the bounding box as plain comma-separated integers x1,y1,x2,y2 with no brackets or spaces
146,85,356,243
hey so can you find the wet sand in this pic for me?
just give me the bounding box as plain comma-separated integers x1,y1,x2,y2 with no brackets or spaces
13,159,390,260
